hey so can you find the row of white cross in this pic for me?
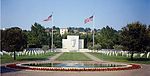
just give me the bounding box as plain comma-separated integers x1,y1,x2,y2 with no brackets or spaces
0,49,150,58
98,50,150,58
0,48,48,57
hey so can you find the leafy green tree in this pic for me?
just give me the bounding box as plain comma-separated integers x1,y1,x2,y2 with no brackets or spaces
147,25,150,51
113,45,124,50
94,44,102,51
26,23,49,47
88,44,101,52
53,32,62,48
95,26,119,49
1,27,27,60
42,45,49,53
121,22,150,60
78,27,85,32
79,33,87,48
62,33,67,39
85,28,91,32
88,45,93,50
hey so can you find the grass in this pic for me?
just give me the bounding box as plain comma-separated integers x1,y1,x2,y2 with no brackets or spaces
89,52,150,64
56,52,92,61
1,52,58,64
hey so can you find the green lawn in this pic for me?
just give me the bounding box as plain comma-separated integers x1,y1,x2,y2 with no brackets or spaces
89,53,150,64
56,52,92,61
1,52,58,64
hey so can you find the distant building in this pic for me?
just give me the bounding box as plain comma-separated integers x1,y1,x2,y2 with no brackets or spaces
60,28,68,35
45,28,57,33
73,29,78,33
45,28,51,32
79,32,86,34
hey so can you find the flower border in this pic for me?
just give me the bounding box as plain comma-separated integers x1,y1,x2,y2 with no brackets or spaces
6,63,141,71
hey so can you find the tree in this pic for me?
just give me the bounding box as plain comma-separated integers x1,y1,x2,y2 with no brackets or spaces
147,25,150,51
88,44,101,52
86,33,93,48
88,45,93,50
53,32,62,48
85,28,91,32
42,45,49,53
93,44,102,51
26,23,49,47
95,26,119,49
1,27,27,60
121,22,150,60
79,33,87,48
113,45,124,50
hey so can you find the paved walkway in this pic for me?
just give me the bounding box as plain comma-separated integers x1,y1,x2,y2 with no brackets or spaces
48,52,64,61
82,52,103,62
82,52,127,65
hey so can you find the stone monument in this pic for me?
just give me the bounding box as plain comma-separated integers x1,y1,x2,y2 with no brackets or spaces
62,35,84,52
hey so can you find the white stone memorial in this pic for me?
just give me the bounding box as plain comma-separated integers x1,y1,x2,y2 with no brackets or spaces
62,35,84,52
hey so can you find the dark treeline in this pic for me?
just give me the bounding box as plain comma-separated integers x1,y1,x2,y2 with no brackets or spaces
1,21,150,60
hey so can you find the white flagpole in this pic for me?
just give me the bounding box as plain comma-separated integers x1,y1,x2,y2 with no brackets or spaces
51,12,54,52
93,15,95,52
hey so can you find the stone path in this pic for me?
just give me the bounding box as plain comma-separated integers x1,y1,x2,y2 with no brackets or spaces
82,52,103,62
82,52,126,64
48,52,64,61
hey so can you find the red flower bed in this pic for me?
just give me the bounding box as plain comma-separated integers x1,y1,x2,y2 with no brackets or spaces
6,63,141,71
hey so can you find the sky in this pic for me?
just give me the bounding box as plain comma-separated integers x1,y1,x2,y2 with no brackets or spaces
1,0,150,30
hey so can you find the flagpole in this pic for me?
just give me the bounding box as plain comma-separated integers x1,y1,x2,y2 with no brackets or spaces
84,15,94,51
93,15,95,52
51,12,54,52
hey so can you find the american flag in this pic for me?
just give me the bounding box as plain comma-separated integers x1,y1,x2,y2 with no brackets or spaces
84,16,93,24
43,15,52,21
